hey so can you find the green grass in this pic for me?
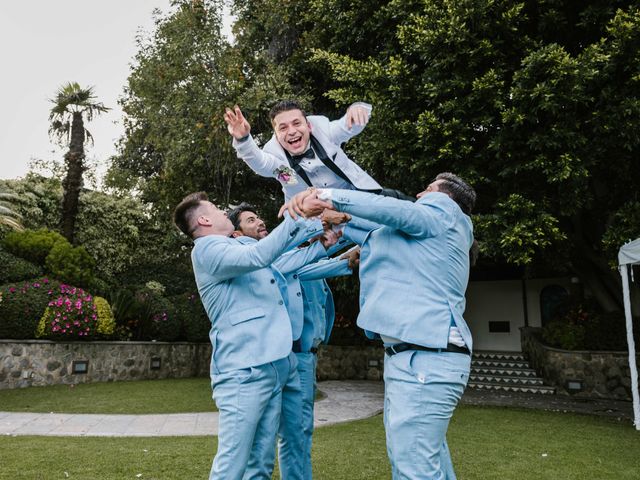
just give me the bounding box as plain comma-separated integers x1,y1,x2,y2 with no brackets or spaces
0,378,216,414
1,406,639,479
0,378,325,414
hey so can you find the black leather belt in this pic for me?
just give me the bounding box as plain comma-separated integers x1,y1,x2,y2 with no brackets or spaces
292,340,318,354
385,342,470,356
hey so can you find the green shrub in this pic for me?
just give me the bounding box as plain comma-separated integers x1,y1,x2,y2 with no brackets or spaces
36,284,97,340
45,242,95,288
142,292,182,342
0,278,61,339
542,319,586,350
115,260,196,296
3,228,66,264
583,311,639,350
170,293,210,342
94,296,116,338
120,282,182,342
0,247,42,283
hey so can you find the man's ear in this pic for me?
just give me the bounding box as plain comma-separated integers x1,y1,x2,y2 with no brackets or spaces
197,215,211,228
307,120,312,133
231,230,242,238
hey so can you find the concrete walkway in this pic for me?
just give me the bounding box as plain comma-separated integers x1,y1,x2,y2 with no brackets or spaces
0,381,384,437
0,380,635,437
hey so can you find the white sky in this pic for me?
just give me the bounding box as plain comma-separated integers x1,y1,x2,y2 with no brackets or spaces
0,1,232,182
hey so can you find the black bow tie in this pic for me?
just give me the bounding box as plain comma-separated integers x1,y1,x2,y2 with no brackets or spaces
291,148,315,164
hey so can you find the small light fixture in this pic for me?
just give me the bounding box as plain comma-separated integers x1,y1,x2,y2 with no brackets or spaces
565,379,584,393
72,360,89,374
150,357,162,370
368,359,379,367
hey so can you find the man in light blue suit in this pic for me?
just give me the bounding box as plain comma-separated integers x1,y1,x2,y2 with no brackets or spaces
229,202,357,479
173,192,323,480
286,173,476,480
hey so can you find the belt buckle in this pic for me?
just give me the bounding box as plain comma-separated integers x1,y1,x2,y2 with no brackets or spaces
387,344,400,356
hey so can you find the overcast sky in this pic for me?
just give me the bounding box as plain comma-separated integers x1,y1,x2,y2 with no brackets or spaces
0,1,231,182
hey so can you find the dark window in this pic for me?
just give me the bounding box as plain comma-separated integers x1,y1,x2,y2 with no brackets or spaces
489,321,511,333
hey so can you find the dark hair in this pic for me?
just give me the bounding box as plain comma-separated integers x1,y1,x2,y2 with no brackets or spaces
173,191,209,238
269,100,307,123
434,172,476,215
227,202,259,230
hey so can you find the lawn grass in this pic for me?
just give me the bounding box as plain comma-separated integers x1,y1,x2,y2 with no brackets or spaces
1,406,639,479
0,378,216,414
0,378,325,414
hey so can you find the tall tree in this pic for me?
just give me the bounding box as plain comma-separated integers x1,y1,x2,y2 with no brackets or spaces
107,0,284,216
49,82,109,243
312,0,640,313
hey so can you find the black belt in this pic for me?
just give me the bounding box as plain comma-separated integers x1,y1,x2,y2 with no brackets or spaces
385,342,470,356
292,340,318,354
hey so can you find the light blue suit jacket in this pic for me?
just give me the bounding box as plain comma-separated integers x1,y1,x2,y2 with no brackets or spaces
192,215,323,373
335,190,474,351
273,241,328,340
232,102,382,201
298,257,352,351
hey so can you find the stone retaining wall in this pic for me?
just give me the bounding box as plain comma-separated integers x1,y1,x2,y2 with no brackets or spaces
316,344,384,381
0,340,383,389
0,340,212,389
520,327,638,400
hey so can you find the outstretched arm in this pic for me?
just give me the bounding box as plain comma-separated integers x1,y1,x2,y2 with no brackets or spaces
225,105,284,178
325,102,372,145
224,105,251,139
197,215,323,282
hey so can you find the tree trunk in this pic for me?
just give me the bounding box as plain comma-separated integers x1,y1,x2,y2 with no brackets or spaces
61,111,85,244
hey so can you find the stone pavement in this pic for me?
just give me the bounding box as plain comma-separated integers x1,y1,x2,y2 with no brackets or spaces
0,380,635,437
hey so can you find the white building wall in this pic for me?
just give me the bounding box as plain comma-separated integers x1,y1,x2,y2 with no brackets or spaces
464,277,573,352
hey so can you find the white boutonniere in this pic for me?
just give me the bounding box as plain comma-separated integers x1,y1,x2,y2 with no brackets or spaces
273,165,298,185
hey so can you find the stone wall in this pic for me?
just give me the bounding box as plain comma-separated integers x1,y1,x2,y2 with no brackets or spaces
316,344,384,381
520,327,638,400
0,340,211,390
0,340,383,389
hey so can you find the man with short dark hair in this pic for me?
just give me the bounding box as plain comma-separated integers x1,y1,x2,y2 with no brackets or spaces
285,172,476,480
227,201,356,480
224,100,382,201
173,191,323,480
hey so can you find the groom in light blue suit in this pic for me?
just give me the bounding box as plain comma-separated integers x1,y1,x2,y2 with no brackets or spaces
173,192,323,480
286,173,476,480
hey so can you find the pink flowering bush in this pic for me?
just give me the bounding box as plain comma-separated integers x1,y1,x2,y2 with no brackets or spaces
36,284,98,340
0,278,61,339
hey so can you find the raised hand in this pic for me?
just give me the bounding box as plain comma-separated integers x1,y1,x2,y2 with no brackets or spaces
345,104,370,129
223,105,251,139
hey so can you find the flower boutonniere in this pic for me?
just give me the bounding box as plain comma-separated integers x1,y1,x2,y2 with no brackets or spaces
273,165,298,185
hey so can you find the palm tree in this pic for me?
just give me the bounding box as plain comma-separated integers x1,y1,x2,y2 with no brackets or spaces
49,82,109,243
0,190,24,231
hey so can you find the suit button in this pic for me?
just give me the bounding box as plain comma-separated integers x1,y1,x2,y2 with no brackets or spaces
270,279,276,283
293,274,298,279
296,292,301,297
278,300,284,305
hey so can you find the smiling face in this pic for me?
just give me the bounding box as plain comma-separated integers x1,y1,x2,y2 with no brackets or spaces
272,108,312,155
237,210,269,240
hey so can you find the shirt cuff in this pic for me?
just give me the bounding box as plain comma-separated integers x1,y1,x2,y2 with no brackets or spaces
317,188,334,202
